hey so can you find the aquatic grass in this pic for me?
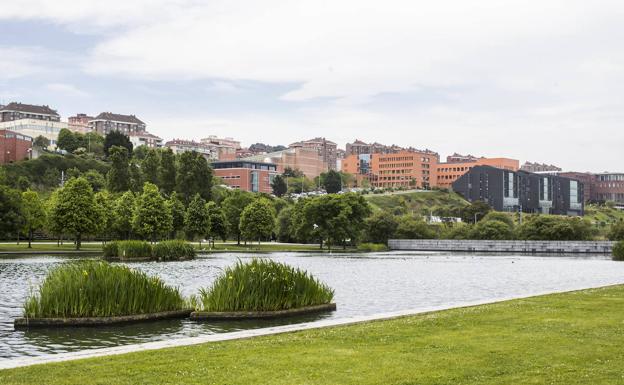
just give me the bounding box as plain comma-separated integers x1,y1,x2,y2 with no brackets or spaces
103,240,152,260
23,261,186,318
153,240,195,261
198,259,334,312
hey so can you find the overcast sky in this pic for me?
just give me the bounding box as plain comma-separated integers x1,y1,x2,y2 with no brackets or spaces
1,0,623,172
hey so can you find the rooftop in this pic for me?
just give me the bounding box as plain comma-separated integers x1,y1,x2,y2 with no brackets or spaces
1,102,59,116
92,112,145,125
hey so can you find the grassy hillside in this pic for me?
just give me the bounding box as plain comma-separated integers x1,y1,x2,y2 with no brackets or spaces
364,190,469,216
585,204,624,225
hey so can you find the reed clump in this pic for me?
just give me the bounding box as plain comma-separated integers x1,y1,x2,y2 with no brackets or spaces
613,240,624,261
198,259,334,312
153,240,196,261
24,261,186,318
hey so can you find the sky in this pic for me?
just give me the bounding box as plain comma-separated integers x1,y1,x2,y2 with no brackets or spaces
1,0,623,172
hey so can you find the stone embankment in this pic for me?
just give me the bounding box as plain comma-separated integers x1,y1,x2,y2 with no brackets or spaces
388,239,614,254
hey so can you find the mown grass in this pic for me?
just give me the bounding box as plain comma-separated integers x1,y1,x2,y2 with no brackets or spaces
23,261,186,318
198,259,334,312
3,286,624,384
0,242,102,253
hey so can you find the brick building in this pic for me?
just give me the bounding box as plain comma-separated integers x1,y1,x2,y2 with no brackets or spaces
0,129,33,164
212,160,278,193
437,155,519,189
592,173,624,203
370,150,439,189
244,147,326,178
67,113,94,133
289,137,337,171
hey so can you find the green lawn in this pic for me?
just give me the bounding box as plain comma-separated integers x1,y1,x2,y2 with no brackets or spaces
0,242,102,253
365,190,469,216
3,285,624,384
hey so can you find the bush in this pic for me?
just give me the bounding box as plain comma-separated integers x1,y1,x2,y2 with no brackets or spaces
470,220,515,240
481,212,514,229
517,216,595,241
103,240,152,260
441,223,473,239
23,261,186,318
198,259,334,312
153,240,195,261
394,216,436,239
364,211,398,244
357,243,389,252
613,241,624,261
608,221,624,241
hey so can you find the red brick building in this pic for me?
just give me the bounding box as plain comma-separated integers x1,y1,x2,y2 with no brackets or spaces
0,129,33,164
212,160,278,193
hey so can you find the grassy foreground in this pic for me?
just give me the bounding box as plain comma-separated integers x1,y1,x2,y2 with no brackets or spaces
3,286,624,384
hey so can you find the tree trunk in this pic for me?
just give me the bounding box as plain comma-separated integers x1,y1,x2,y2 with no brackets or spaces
319,239,323,249
28,229,33,249
76,233,82,250
17,231,20,245
237,233,241,245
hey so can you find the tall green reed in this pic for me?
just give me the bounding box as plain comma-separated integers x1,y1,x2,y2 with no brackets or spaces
198,259,334,312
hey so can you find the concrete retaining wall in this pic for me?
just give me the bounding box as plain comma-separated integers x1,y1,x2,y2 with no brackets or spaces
388,239,615,254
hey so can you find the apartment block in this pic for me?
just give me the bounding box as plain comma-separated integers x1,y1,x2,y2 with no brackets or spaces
370,150,439,189
212,160,277,193
0,103,60,122
453,165,584,216
521,162,562,173
164,139,217,160
128,131,164,149
592,173,624,203
89,112,146,135
0,129,33,164
436,155,519,189
244,147,326,178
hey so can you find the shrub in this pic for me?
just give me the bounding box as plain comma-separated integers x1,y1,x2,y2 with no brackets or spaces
470,220,515,240
357,243,389,252
608,221,624,241
364,212,398,244
198,259,334,312
517,216,595,241
613,241,624,261
24,261,186,318
153,240,196,261
441,223,473,239
481,212,514,229
394,216,436,239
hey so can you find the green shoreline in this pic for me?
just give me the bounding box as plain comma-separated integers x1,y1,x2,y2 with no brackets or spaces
2,285,624,384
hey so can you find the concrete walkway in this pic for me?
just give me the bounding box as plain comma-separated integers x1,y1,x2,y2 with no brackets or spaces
0,284,615,371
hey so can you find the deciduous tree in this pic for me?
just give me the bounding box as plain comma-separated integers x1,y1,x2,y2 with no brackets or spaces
240,198,276,243
133,183,172,242
20,190,46,248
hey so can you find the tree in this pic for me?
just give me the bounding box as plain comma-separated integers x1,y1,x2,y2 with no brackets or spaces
33,135,50,149
142,149,160,186
132,145,149,160
107,146,130,192
128,159,144,193
112,191,135,239
206,201,228,244
517,216,594,241
222,190,254,244
104,131,133,156
49,177,101,250
271,174,288,197
45,190,64,245
340,193,372,246
83,132,105,156
21,190,46,248
57,128,80,153
184,194,210,245
240,198,276,243
364,211,399,244
133,183,172,242
469,220,514,240
176,151,213,203
321,170,343,194
83,169,106,192
94,191,115,243
460,201,492,223
276,206,294,242
283,167,303,178
159,148,177,195
167,192,186,239
301,195,350,250
394,216,435,239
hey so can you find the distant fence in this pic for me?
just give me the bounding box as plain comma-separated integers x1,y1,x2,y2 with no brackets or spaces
388,239,615,254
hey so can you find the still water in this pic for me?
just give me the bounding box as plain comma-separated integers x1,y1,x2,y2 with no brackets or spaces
1,251,624,360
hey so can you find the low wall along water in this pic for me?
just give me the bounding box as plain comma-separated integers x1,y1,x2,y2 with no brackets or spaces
388,239,615,254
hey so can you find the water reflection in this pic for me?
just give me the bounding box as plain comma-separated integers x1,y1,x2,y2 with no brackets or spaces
1,251,623,360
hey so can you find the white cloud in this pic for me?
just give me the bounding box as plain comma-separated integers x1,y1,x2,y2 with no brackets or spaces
0,47,47,79
45,83,89,97
2,0,624,171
